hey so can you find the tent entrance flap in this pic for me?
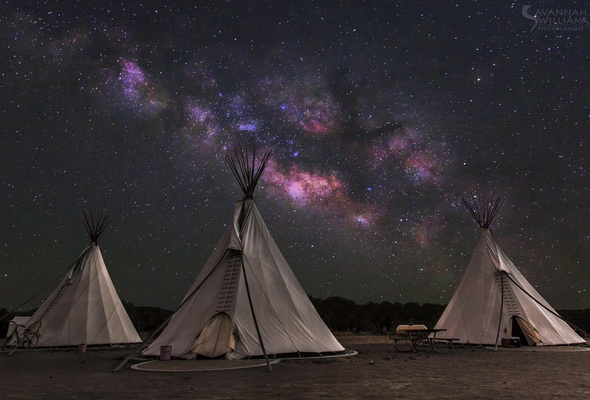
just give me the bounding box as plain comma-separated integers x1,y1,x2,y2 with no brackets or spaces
510,316,542,346
191,313,236,358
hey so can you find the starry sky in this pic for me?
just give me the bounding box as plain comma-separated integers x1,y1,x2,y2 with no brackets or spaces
1,1,588,311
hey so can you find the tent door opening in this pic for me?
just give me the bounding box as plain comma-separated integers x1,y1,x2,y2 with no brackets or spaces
509,316,542,346
191,312,236,358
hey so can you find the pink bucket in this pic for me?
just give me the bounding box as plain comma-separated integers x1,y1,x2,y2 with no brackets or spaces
160,346,172,360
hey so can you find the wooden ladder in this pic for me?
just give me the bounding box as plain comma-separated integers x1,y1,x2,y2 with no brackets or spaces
215,253,242,313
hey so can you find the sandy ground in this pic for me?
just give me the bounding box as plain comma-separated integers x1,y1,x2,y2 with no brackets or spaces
1,334,589,399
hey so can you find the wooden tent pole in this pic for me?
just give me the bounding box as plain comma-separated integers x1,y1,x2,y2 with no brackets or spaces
240,253,273,372
494,271,505,352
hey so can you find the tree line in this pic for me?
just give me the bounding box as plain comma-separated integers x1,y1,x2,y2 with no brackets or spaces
122,297,447,334
2,297,589,336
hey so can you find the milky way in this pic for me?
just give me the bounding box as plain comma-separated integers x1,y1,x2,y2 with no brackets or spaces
1,1,588,310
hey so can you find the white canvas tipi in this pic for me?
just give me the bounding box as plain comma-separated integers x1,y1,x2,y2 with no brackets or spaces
143,147,344,359
435,194,585,346
20,212,141,347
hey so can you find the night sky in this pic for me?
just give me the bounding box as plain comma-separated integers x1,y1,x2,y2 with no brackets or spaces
1,1,588,311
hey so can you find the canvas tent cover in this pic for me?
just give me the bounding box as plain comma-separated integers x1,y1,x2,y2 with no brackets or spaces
22,244,141,347
144,198,344,358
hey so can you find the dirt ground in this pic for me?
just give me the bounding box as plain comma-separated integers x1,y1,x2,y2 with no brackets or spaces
1,334,589,399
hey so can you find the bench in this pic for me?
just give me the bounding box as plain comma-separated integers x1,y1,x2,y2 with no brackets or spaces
390,325,457,353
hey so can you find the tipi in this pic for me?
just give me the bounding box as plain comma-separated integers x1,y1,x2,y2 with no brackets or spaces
19,212,141,347
143,147,344,359
434,194,585,346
